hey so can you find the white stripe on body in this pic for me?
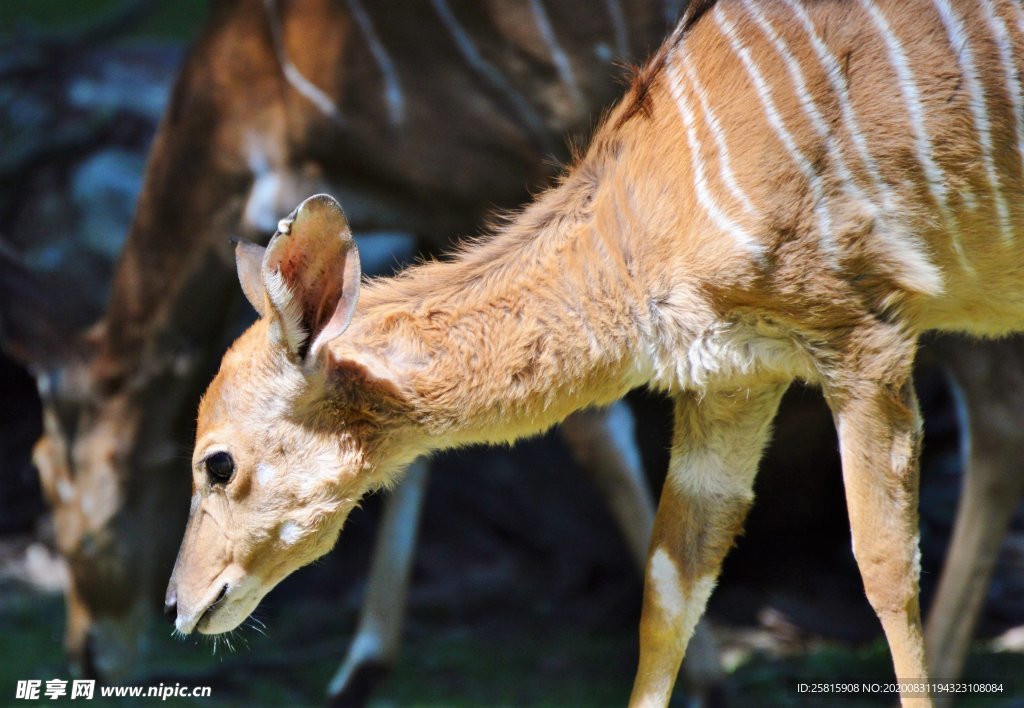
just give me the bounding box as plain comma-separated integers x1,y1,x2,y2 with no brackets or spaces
714,4,839,263
932,0,1012,242
1007,0,1024,177
680,53,760,219
780,0,889,203
983,0,1024,226
740,0,864,201
860,0,971,271
665,57,764,257
346,0,405,125
779,0,943,294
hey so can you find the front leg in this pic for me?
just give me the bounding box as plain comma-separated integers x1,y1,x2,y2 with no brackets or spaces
629,384,788,707
559,402,725,701
828,361,931,706
327,459,429,707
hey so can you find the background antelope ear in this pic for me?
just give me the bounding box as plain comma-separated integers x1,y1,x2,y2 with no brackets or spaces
234,239,268,317
261,194,361,362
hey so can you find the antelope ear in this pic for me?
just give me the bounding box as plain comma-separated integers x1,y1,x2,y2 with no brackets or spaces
261,194,361,362
234,239,268,317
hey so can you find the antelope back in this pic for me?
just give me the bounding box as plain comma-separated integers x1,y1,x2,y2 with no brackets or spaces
606,0,1024,340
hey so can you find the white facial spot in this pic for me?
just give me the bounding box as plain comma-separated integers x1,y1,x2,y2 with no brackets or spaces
189,494,199,515
650,547,686,621
278,521,302,546
56,479,75,503
256,463,277,486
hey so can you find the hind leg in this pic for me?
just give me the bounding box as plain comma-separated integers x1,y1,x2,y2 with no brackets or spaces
825,331,931,706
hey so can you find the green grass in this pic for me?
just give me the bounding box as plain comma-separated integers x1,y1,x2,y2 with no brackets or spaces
2,579,1022,707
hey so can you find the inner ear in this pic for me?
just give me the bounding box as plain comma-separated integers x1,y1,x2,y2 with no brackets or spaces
308,246,360,358
261,194,362,361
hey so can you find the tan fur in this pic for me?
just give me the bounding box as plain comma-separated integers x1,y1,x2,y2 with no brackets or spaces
12,0,682,682
169,0,1024,704
172,0,1024,704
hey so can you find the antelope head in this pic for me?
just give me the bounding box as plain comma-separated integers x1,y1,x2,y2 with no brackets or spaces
32,365,158,678
166,194,417,635
1,245,176,680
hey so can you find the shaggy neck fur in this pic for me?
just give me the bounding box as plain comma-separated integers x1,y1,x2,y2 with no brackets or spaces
338,151,667,449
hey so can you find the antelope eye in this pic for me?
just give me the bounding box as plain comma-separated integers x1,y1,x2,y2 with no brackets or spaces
205,451,235,485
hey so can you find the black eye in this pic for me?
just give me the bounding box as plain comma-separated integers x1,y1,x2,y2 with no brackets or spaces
205,451,235,485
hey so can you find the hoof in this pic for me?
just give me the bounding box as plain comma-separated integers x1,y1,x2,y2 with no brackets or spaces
69,635,101,683
326,661,390,708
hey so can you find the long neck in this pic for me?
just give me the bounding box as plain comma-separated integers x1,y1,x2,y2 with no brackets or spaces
344,164,657,448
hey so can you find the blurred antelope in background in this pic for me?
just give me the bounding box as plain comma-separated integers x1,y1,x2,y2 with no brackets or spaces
1,0,729,702
164,0,1024,705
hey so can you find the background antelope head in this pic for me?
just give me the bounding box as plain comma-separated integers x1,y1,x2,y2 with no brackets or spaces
0,246,189,679
0,0,341,674
166,195,418,635
33,362,180,679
